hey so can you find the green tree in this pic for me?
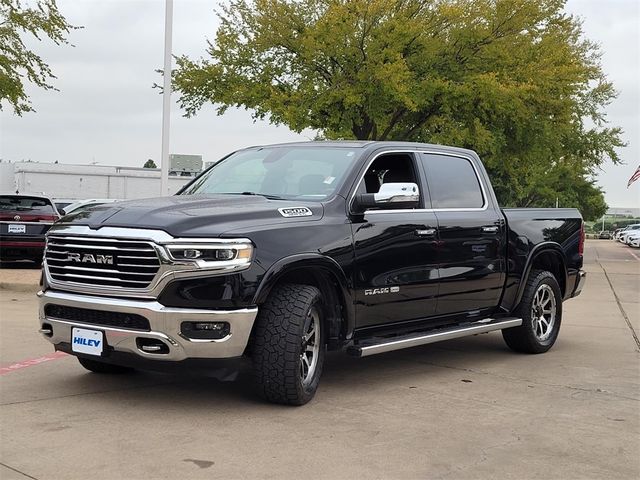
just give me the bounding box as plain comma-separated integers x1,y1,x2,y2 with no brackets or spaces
172,0,623,220
0,0,78,115
143,159,157,168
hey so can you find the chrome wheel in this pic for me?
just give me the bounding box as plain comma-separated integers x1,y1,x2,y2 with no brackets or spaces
531,284,556,341
300,306,320,386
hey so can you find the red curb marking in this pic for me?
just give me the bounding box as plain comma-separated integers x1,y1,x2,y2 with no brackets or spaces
0,351,69,375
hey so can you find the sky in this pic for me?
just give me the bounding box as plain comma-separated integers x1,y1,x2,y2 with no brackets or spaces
1,0,638,208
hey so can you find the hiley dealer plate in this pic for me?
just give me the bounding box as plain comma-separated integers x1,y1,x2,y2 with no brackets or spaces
71,327,104,356
8,224,26,234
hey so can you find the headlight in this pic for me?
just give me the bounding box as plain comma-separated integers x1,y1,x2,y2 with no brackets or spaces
165,241,253,271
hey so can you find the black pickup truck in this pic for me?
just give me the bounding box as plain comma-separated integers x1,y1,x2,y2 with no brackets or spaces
38,141,586,405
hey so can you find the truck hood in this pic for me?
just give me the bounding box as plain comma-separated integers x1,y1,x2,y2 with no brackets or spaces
58,194,324,237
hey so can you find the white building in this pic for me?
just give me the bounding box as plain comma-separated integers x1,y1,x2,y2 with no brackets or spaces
0,162,193,201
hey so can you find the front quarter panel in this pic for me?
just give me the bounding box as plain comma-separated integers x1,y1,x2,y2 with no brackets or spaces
159,197,355,314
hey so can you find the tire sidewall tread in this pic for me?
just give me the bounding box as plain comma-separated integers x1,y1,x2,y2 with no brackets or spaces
251,284,325,405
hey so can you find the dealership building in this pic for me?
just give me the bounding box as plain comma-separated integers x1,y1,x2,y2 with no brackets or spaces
0,155,203,202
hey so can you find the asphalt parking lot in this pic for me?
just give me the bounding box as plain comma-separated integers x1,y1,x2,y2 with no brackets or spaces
1,240,638,479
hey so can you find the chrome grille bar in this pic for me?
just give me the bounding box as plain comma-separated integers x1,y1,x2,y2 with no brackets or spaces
46,243,154,252
47,265,157,276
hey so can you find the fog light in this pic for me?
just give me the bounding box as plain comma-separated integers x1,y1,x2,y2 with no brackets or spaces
181,321,230,340
195,322,225,331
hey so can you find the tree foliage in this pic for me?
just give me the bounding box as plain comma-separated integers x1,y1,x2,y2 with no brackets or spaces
172,0,624,220
0,0,78,115
143,159,157,168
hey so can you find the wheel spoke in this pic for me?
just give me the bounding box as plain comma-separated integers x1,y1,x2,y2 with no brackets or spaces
304,326,316,343
538,290,547,306
535,289,543,306
300,354,310,379
300,357,306,378
541,318,549,334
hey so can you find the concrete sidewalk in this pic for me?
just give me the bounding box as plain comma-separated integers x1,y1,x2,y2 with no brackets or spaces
0,263,41,293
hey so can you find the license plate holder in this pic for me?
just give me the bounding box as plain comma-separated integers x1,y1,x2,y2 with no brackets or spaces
71,327,105,356
8,224,26,234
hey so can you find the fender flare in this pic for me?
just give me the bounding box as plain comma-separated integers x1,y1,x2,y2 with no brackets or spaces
514,242,568,307
253,253,355,338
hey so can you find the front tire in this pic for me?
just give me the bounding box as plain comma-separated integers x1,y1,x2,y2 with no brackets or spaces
77,357,133,374
251,284,325,405
502,270,562,354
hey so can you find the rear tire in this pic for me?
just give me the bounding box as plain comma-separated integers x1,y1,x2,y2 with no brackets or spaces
251,284,326,405
502,270,562,354
78,357,133,374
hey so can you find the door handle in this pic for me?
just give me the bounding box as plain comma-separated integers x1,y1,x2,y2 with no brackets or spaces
481,226,499,233
416,228,437,237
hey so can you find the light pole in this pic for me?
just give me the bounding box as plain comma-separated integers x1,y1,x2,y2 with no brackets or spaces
160,0,173,196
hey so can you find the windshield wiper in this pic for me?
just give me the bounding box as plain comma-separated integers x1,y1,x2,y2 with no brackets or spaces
238,192,286,200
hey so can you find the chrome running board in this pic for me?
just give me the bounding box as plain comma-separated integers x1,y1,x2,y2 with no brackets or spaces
347,317,522,357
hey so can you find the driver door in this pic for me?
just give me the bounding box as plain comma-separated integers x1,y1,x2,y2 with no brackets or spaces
351,152,440,331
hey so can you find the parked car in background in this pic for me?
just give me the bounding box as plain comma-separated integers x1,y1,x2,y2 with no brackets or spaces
619,225,640,243
598,230,611,239
630,236,640,248
615,226,631,242
0,194,60,264
62,199,119,216
624,230,640,245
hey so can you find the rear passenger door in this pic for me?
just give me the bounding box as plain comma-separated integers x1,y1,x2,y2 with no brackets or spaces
419,153,506,317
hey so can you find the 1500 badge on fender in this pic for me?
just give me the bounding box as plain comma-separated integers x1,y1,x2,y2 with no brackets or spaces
365,287,400,296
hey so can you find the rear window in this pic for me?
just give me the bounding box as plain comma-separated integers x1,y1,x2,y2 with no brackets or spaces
0,196,57,214
421,154,485,209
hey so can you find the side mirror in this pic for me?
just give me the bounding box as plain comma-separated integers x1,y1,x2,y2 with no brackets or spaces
355,182,420,211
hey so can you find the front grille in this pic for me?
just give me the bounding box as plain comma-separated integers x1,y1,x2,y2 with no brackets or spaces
45,304,151,331
45,235,160,289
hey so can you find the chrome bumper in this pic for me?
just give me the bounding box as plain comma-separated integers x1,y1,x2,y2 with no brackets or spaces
38,290,258,361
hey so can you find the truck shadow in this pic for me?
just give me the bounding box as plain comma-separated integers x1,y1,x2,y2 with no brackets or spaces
59,332,519,409
0,260,41,269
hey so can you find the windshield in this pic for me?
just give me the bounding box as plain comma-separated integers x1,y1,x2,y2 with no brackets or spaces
180,147,360,200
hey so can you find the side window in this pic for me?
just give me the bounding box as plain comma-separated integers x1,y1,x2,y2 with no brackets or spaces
355,153,423,209
421,154,484,209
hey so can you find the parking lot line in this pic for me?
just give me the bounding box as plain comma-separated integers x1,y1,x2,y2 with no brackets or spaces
0,351,68,376
627,249,640,262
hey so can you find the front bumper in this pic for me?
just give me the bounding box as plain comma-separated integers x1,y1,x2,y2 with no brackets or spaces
38,289,258,361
